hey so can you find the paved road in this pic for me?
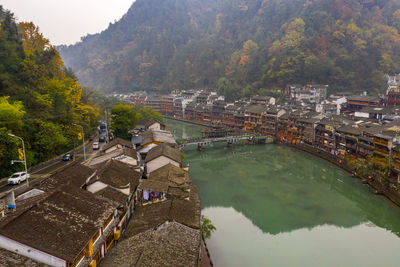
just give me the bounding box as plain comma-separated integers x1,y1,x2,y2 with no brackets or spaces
0,140,103,197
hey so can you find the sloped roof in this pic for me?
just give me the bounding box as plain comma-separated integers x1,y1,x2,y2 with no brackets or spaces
101,222,201,267
94,186,128,204
145,144,182,164
91,159,142,190
0,185,116,263
101,137,133,152
149,163,190,186
347,95,380,103
137,180,169,193
88,148,139,167
246,105,267,114
336,125,361,135
141,130,177,146
362,125,383,135
124,185,201,237
136,118,165,128
39,162,95,191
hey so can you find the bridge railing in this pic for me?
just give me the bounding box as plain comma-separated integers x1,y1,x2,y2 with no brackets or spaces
176,133,270,145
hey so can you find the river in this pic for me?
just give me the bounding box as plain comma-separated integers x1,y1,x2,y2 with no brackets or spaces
166,118,400,267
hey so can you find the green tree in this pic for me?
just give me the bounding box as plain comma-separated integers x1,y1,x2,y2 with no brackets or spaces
201,215,216,239
0,127,21,177
133,106,164,122
0,96,25,132
111,104,139,139
32,121,67,162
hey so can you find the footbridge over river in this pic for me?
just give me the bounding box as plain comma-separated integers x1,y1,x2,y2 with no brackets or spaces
176,134,274,149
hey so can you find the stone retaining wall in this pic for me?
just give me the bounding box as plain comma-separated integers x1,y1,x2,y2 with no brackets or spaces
286,142,400,207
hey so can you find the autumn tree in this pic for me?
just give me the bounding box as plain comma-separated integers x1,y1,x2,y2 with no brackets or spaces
0,9,101,175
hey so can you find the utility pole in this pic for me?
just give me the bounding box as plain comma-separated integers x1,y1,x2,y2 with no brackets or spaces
105,108,110,142
73,123,86,161
8,133,28,187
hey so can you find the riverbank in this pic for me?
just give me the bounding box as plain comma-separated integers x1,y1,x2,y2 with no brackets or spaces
284,142,400,207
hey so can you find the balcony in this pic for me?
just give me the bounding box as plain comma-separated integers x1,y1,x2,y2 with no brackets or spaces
374,147,389,156
373,138,389,147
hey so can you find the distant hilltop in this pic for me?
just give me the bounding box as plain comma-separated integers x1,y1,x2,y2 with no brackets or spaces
59,0,400,97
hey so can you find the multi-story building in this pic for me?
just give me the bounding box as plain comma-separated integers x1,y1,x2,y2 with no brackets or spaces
287,84,328,104
130,94,147,106
315,118,338,154
356,125,381,158
233,108,246,130
296,117,320,145
173,97,184,119
261,107,285,137
196,91,209,104
244,105,266,132
335,125,361,158
386,74,400,107
390,145,400,186
194,104,207,122
160,96,174,116
222,105,237,129
346,95,381,112
372,132,394,158
184,101,196,121
210,100,226,122
277,113,290,142
145,96,162,113
251,95,276,105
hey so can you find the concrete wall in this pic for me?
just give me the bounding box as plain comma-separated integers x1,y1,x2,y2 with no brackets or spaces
149,123,161,131
87,181,108,194
0,235,66,267
147,156,179,174
105,145,120,154
113,155,137,166
17,189,45,201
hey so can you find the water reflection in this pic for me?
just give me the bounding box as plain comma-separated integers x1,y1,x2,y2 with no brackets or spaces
186,144,400,237
166,118,400,266
204,206,400,267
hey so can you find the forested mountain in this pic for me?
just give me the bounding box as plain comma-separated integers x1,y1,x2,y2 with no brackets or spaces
59,0,400,99
0,6,101,177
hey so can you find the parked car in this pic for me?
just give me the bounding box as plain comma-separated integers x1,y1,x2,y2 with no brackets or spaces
99,136,106,143
8,172,29,185
92,142,99,150
62,153,74,161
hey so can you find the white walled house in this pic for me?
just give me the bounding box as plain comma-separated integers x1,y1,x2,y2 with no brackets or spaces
87,148,139,168
146,155,181,174
87,159,142,196
135,118,166,131
145,144,182,174
101,138,134,154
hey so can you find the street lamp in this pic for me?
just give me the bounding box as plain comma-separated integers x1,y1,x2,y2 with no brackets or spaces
8,133,29,186
73,123,86,161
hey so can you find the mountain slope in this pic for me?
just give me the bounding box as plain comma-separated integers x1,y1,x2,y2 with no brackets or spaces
0,6,100,176
59,0,400,98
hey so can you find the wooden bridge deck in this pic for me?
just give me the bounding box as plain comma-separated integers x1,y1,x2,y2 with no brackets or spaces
177,134,274,148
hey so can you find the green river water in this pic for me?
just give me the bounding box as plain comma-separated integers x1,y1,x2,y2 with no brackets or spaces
166,119,400,267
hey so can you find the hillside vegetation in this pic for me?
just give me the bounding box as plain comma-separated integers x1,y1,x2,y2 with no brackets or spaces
59,0,400,99
0,7,101,177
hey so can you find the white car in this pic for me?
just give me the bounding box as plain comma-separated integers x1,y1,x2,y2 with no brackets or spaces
92,142,99,150
8,172,29,185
